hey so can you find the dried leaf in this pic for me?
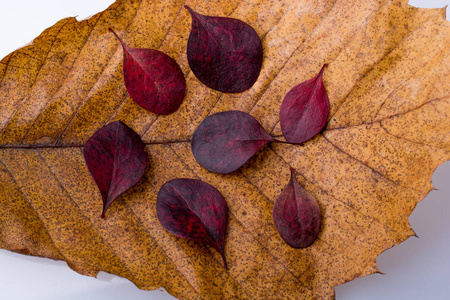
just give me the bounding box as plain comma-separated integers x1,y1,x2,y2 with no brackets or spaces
156,178,228,268
280,64,330,144
83,120,147,218
109,28,186,115
272,168,321,248
191,110,275,174
185,5,263,93
0,0,449,299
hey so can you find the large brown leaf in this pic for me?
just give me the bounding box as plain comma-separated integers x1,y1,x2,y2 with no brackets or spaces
0,0,449,298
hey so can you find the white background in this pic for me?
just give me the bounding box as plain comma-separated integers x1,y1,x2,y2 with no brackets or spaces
0,1,448,299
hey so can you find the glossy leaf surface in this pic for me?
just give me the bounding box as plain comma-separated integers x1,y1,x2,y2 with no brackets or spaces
0,1,449,299
185,6,263,93
156,178,228,268
110,29,185,115
280,64,330,144
83,121,147,218
191,111,274,174
273,168,321,248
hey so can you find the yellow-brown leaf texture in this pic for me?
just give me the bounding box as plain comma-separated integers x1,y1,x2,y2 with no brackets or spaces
0,0,449,298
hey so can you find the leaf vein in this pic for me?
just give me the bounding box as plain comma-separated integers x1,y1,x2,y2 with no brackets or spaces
325,96,448,131
379,123,447,151
372,42,450,120
328,11,440,122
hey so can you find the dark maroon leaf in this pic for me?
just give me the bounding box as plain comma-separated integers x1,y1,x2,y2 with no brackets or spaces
83,121,147,218
279,64,330,144
272,168,321,248
191,111,275,174
185,6,263,93
156,178,228,268
109,28,186,115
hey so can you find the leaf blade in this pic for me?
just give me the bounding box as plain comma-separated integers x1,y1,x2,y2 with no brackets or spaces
191,111,275,174
156,178,228,268
185,6,263,93
83,121,147,218
272,168,321,248
109,29,186,115
279,64,330,144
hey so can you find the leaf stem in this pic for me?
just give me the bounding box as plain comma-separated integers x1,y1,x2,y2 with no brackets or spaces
108,28,125,48
271,134,284,139
144,139,191,145
273,140,304,146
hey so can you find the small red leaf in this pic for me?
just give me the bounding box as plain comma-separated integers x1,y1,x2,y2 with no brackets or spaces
279,64,330,144
185,6,263,93
191,111,275,174
272,168,321,248
109,28,186,115
83,121,147,218
156,178,228,268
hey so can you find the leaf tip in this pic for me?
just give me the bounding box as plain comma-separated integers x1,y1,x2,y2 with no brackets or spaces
101,203,108,219
216,244,228,269
221,255,228,269
319,63,327,76
184,5,194,14
184,5,200,20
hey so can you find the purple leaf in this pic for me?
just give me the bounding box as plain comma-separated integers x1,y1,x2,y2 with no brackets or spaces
185,6,263,93
191,111,275,174
83,121,147,218
156,178,228,268
109,28,186,115
280,64,330,144
272,168,321,248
